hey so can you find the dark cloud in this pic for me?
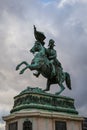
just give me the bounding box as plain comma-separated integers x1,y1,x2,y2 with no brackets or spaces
0,0,87,129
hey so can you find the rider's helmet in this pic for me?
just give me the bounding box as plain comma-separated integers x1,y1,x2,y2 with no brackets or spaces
48,39,55,47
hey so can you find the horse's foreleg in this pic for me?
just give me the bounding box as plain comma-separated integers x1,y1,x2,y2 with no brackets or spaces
19,63,40,74
16,61,28,71
19,66,28,74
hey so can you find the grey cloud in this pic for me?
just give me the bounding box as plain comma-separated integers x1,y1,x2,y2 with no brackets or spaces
0,0,87,129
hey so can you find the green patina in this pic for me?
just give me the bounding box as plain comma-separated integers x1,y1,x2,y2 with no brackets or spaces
14,27,78,115
16,26,71,95
10,87,78,115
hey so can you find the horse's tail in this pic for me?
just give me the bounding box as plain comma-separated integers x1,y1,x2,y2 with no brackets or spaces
65,72,71,90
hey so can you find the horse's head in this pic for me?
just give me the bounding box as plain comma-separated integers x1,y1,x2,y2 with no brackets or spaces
30,41,43,54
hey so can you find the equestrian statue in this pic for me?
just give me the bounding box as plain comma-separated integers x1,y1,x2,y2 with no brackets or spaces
16,25,71,95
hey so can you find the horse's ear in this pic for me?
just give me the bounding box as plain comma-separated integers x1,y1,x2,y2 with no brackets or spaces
34,25,36,32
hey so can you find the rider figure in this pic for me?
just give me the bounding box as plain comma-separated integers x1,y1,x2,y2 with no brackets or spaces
47,39,63,80
33,26,63,80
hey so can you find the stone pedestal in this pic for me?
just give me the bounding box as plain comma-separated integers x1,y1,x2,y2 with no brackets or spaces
3,87,83,130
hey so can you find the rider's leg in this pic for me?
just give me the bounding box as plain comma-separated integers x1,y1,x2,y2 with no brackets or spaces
50,60,56,77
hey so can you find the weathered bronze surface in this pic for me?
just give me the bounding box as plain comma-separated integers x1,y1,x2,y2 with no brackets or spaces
16,26,71,95
10,87,78,114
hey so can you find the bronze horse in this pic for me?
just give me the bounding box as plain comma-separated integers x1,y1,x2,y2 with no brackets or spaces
16,41,71,94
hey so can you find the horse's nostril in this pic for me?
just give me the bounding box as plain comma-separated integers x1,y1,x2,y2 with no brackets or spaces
30,49,33,52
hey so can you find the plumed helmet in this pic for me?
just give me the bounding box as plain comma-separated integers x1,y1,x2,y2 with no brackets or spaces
48,39,55,46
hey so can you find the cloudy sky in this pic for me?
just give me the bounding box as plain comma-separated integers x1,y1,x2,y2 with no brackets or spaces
0,0,87,129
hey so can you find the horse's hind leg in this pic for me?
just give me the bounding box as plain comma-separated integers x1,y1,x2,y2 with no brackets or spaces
55,83,65,95
16,61,28,71
43,79,51,91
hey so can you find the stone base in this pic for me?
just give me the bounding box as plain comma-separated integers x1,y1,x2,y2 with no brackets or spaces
10,87,78,115
3,109,83,130
3,87,83,130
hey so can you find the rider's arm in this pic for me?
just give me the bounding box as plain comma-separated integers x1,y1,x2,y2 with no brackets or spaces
49,50,57,60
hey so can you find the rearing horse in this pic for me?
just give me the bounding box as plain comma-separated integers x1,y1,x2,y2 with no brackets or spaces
16,41,71,94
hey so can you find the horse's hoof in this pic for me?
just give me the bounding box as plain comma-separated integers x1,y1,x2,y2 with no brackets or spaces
33,73,39,77
16,66,19,70
43,89,49,91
